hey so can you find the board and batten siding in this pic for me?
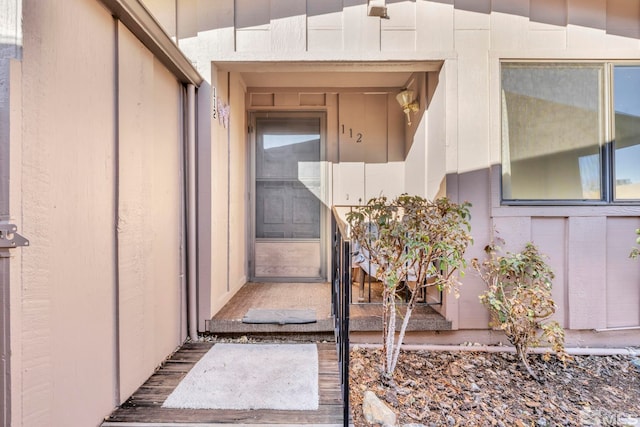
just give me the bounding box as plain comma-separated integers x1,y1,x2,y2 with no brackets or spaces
487,215,640,330
146,0,640,334
204,70,249,319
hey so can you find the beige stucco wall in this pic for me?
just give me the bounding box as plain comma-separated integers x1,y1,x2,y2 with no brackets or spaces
9,1,189,426
117,21,185,402
18,1,117,425
150,0,640,336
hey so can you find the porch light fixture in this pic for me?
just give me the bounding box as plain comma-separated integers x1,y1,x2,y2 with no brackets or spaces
368,0,389,19
396,89,419,126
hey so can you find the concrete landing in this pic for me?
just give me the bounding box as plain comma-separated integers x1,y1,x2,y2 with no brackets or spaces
207,282,451,336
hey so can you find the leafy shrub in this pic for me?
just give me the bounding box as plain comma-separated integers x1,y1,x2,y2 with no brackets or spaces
347,195,472,381
472,242,570,380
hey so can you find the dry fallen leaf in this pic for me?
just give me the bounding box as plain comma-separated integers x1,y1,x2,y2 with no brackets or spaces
349,349,640,427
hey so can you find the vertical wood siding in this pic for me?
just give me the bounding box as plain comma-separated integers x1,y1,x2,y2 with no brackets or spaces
606,217,640,328
567,217,608,329
150,0,640,333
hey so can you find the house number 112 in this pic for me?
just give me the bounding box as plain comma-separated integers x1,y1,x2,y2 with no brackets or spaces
342,125,363,143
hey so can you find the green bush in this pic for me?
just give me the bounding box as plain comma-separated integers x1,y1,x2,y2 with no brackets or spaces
472,242,570,380
347,195,472,381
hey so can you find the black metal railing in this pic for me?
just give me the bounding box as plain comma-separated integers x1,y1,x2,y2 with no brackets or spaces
331,207,350,427
330,205,448,426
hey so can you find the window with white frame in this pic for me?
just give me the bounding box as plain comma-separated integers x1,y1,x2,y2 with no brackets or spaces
501,62,640,203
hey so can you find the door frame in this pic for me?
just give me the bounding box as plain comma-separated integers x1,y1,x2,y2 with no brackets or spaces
248,110,328,282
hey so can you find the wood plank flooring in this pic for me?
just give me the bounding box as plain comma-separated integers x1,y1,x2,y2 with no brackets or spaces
102,342,345,426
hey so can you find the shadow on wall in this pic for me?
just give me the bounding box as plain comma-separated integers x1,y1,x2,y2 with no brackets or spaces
447,165,640,330
181,0,640,40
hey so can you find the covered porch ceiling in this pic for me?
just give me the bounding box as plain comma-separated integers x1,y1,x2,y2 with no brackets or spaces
213,60,443,89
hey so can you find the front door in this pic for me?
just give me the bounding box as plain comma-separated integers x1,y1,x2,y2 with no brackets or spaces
251,112,325,281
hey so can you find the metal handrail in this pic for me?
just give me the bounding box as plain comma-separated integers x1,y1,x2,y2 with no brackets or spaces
330,204,448,426
331,206,350,427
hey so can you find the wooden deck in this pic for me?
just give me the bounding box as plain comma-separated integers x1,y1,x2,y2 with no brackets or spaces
102,281,448,426
102,342,345,426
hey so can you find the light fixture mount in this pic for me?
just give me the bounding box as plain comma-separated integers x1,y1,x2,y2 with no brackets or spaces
396,89,419,126
368,0,389,19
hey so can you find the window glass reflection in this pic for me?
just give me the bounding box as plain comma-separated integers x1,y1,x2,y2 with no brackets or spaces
614,66,640,200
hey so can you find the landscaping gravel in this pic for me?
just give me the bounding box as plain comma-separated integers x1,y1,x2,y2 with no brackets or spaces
350,347,640,426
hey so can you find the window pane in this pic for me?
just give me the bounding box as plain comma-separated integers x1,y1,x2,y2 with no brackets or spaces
256,118,321,180
614,66,640,200
501,64,604,200
255,117,321,239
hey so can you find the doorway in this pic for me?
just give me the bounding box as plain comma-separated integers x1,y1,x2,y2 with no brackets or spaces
250,112,326,281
